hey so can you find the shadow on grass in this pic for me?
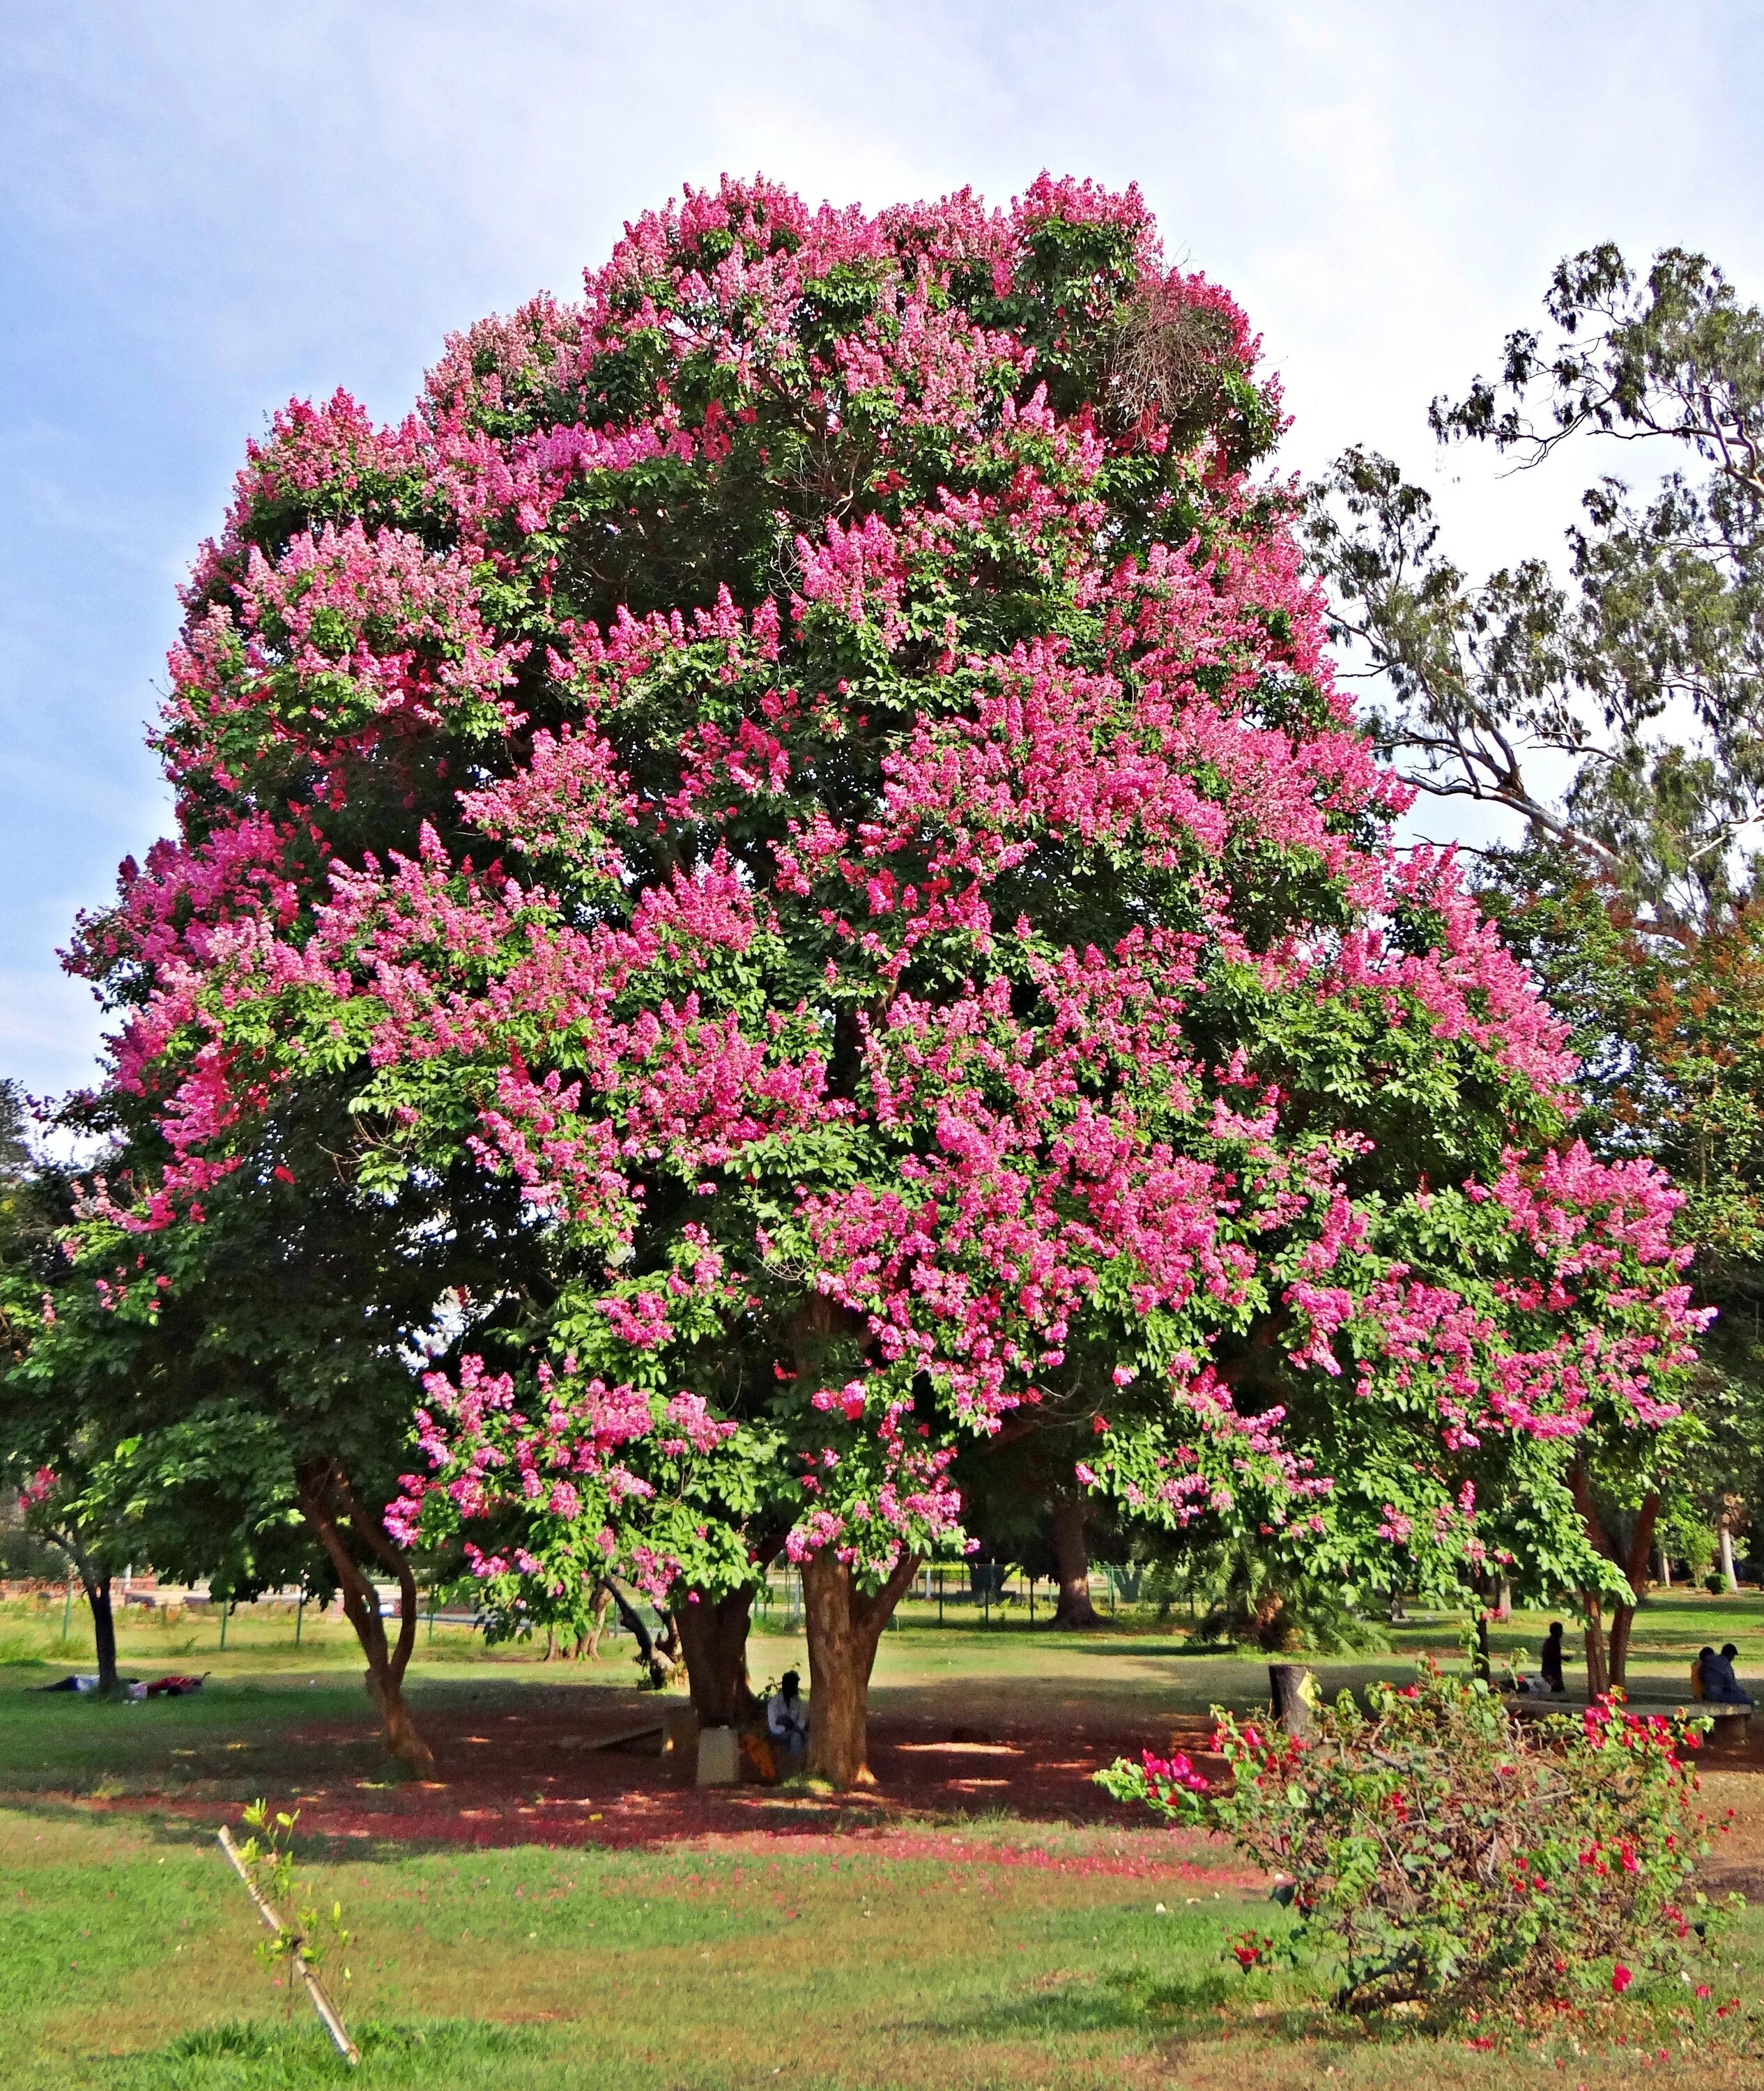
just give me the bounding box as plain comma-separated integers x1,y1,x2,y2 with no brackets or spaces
0,1790,474,1874
105,2018,543,2089
928,1958,1349,2063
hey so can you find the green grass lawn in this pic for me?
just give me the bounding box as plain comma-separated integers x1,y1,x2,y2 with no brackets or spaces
8,1578,1761,1715
3,1588,1763,2088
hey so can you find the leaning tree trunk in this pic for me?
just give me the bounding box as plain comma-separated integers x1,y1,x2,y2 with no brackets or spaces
599,1577,673,1683
1049,1496,1100,1628
802,1550,921,1787
597,1577,679,1687
673,1586,760,1728
1567,1458,1659,1692
297,1460,435,1777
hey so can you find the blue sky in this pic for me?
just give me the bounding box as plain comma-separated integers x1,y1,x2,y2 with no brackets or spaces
3,0,1762,1096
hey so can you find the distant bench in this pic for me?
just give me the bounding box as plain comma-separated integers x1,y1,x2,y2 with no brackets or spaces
1501,1687,1751,1743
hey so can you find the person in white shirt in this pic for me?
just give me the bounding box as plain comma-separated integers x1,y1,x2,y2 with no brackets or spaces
767,1669,808,1766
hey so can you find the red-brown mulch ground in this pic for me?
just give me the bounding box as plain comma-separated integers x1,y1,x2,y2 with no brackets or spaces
70,1696,1233,1855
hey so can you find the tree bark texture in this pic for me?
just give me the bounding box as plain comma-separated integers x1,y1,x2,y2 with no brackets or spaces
1570,1460,1659,1690
1268,1662,1314,1738
1606,1492,1660,1690
674,1586,760,1727
296,1460,435,1776
1721,1524,1740,1593
802,1550,921,1786
1048,1496,1100,1627
1581,1596,1610,1699
86,1575,117,1695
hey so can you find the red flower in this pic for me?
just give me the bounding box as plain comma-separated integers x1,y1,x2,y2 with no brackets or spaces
1611,1964,1633,1994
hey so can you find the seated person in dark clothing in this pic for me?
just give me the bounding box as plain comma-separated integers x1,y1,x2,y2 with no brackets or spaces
767,1669,809,1763
1539,1621,1566,1695
1701,1642,1755,1706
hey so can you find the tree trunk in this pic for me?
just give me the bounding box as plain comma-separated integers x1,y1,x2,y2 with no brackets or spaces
673,1586,759,1727
1568,1456,1659,1696
1608,1603,1636,1688
1721,1524,1740,1593
1049,1496,1100,1627
1473,1610,1491,1683
1659,1546,1673,1589
574,1585,613,1660
1268,1663,1314,1738
86,1574,118,1695
46,1531,118,1694
1606,1491,1659,1691
802,1550,920,1787
1581,1596,1609,1700
1494,1578,1512,1623
296,1460,435,1777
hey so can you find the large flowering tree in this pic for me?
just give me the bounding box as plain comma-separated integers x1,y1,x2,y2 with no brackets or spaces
25,177,1705,1783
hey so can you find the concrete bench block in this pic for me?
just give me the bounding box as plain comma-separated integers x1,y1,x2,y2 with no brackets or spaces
696,1724,739,1786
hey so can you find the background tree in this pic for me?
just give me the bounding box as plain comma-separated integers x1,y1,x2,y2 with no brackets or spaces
1305,246,1764,1659
0,1080,127,1685
1307,245,1764,934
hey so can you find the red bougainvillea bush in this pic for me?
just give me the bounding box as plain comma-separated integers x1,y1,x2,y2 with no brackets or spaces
26,174,1707,1778
1100,1664,1740,2021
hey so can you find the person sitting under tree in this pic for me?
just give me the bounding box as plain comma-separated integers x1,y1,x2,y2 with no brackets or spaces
1540,1621,1566,1696
767,1670,809,1768
1701,1643,1756,1707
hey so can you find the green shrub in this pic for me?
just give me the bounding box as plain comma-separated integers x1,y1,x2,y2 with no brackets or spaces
1098,1660,1740,2019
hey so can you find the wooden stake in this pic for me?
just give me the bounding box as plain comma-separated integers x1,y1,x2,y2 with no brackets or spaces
215,1827,358,2067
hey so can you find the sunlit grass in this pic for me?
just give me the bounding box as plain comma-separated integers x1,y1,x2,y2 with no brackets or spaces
4,1592,1763,2085
1,1805,1759,2090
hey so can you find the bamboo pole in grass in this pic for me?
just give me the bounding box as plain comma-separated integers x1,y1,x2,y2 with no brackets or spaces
215,1827,358,2066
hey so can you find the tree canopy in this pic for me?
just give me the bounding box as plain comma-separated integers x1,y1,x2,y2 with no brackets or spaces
5,184,1708,1779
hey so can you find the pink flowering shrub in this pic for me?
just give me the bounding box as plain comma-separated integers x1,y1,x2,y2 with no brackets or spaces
1099,1663,1740,2019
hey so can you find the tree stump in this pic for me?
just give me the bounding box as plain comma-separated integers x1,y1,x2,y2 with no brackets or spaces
1268,1662,1315,1738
